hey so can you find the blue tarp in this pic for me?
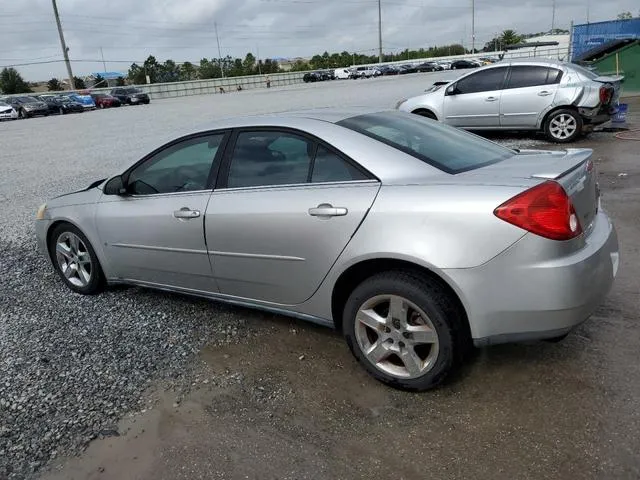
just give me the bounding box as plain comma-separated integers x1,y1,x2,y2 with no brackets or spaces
572,19,640,60
91,71,124,79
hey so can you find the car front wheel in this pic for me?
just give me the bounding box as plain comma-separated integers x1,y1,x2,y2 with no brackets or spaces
342,271,466,391
545,109,583,143
48,223,105,295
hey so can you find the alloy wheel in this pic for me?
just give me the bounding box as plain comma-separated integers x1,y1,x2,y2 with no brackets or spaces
55,232,93,288
549,113,577,140
354,294,440,379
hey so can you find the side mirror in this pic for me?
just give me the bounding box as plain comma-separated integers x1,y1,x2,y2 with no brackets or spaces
104,175,127,196
445,84,458,96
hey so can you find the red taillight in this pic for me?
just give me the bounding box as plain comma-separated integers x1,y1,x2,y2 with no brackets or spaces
494,181,582,241
599,86,612,105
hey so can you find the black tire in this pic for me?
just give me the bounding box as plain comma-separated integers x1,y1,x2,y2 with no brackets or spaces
19,109,27,119
99,103,105,109
544,108,583,143
48,223,105,295
342,271,466,391
59,107,64,115
413,109,437,120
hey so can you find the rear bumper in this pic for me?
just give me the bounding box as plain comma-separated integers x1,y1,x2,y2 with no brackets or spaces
445,211,619,346
579,105,614,126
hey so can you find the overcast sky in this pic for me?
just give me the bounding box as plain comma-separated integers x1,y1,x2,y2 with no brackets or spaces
1,0,638,81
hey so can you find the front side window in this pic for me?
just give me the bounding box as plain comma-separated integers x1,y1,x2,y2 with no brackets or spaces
338,111,514,174
454,67,508,94
227,131,313,188
127,134,225,195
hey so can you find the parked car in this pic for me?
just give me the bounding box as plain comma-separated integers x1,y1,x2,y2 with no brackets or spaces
1,96,49,118
450,60,479,70
303,72,323,83
90,93,122,108
396,59,622,142
67,93,96,110
416,62,442,72
35,108,618,391
38,95,84,115
376,65,400,76
437,61,452,70
110,87,151,105
352,66,381,79
397,64,418,74
0,101,18,120
334,68,353,79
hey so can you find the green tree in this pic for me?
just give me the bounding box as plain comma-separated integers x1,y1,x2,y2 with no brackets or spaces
289,59,311,72
73,76,86,89
500,29,523,46
242,53,256,75
128,63,146,84
116,76,125,86
47,77,63,91
158,59,180,82
617,11,633,19
0,67,32,94
179,61,198,81
199,58,221,79
142,55,160,83
93,74,107,88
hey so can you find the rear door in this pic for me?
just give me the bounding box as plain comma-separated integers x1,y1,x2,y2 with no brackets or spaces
205,128,380,305
443,66,508,128
499,65,563,128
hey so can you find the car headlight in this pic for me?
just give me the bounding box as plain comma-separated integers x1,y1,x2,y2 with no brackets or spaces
36,203,47,220
395,98,407,109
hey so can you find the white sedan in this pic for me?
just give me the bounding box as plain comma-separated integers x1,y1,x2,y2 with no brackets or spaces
0,101,18,121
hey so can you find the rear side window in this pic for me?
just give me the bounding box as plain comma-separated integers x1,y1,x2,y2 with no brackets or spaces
311,146,368,183
338,112,515,174
455,67,507,94
506,66,563,89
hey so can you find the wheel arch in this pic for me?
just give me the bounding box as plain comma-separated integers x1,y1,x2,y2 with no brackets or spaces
411,108,438,120
330,257,471,341
538,104,579,131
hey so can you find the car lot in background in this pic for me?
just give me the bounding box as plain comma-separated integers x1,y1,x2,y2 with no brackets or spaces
67,92,96,110
397,59,622,142
334,67,353,79
2,75,638,480
451,59,479,69
0,100,18,120
110,87,151,105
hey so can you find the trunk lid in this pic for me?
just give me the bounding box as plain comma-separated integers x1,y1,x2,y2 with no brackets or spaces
462,148,599,232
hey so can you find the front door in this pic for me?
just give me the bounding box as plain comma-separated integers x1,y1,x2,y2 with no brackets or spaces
206,129,380,305
499,65,563,128
96,132,227,291
443,66,508,128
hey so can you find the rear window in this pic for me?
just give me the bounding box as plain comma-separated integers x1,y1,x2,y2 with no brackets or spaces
337,112,515,174
570,63,599,80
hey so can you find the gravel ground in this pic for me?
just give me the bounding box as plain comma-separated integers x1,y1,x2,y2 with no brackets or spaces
0,73,456,479
1,74,637,479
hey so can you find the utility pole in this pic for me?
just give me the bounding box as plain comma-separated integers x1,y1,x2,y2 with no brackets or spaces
257,45,262,75
52,0,74,90
551,0,556,33
378,0,383,63
99,47,107,87
214,22,225,79
471,0,475,53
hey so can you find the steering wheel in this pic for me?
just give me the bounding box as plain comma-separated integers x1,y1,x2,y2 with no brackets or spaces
269,150,286,162
172,165,204,191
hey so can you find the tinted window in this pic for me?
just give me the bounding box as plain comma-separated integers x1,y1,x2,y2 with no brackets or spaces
311,146,368,183
507,66,553,88
455,67,507,94
337,112,514,174
546,68,563,84
128,134,224,195
227,131,313,188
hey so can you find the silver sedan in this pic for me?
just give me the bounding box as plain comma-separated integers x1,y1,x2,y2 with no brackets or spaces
36,109,619,391
396,59,622,143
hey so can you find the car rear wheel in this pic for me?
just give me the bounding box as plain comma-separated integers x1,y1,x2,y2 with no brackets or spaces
58,107,64,115
545,109,582,143
49,223,105,295
342,271,465,391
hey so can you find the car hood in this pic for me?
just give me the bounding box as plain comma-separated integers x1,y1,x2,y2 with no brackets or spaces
47,179,107,208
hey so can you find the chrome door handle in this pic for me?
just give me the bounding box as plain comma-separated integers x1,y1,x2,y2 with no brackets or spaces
173,207,200,219
538,91,553,96
485,96,498,102
308,204,348,217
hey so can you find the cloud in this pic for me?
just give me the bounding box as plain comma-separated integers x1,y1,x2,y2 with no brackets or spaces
1,0,638,80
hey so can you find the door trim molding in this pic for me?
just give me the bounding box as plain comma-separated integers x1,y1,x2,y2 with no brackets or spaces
110,243,208,255
210,250,305,262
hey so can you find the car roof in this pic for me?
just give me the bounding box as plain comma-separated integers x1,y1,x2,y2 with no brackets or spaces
501,57,568,67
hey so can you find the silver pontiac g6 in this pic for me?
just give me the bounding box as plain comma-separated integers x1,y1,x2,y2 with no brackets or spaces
36,109,619,391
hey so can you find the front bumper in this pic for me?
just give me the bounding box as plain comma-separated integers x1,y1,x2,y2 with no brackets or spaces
445,211,619,346
0,111,17,120
36,219,51,256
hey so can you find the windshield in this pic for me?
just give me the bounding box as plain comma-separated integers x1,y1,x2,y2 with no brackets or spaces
19,96,37,103
126,88,142,93
337,111,515,174
0,101,9,107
